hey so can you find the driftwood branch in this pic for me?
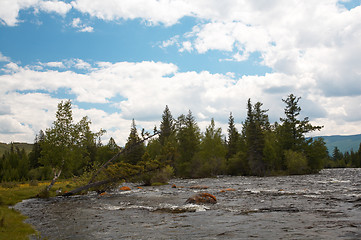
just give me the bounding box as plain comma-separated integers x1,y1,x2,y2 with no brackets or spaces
63,130,161,197
87,130,160,185
62,166,161,196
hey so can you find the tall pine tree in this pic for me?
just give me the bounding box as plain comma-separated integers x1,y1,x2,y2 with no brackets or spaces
159,105,175,146
244,99,269,176
123,119,145,165
175,110,200,177
226,112,240,159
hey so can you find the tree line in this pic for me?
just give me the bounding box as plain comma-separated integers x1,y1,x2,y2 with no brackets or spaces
326,145,361,168
1,94,358,184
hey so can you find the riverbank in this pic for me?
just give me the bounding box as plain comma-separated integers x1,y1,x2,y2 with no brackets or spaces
0,180,76,240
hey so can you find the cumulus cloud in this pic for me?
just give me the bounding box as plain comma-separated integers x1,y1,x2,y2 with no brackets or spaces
1,0,361,142
71,0,192,26
0,52,11,62
0,0,71,26
41,61,65,68
2,59,360,144
71,17,94,32
38,0,72,16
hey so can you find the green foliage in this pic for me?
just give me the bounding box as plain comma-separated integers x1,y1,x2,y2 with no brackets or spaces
192,119,227,177
305,138,328,172
27,166,52,180
279,94,323,151
244,99,269,176
226,151,249,175
39,100,104,184
226,112,240,159
0,145,29,182
123,119,145,165
327,143,361,168
175,111,201,177
143,165,174,186
0,94,339,188
159,105,176,146
284,150,308,175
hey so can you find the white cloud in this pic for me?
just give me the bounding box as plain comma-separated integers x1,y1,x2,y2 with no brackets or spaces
38,0,72,16
179,41,193,52
0,52,11,62
71,0,192,26
42,61,65,68
1,0,361,142
0,0,71,26
71,17,93,32
2,59,361,144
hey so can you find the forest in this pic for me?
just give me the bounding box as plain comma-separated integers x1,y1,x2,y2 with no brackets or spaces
1,94,360,185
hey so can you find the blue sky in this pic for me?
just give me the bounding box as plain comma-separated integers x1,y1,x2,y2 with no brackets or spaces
1,0,361,145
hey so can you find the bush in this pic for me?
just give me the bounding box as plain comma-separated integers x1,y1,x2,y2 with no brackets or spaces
284,150,308,175
150,165,174,184
142,165,174,186
29,180,38,186
28,167,52,180
0,182,18,188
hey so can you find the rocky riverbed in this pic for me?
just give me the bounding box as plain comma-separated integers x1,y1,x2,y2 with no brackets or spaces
15,168,361,239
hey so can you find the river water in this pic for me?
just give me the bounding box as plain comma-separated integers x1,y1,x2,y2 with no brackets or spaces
15,168,361,239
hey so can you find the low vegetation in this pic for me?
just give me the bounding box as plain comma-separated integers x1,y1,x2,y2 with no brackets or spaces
0,180,78,239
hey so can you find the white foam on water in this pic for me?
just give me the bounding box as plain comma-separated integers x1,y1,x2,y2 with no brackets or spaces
182,203,210,212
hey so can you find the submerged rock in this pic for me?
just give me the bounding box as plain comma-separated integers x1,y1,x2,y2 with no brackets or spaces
220,188,236,192
186,193,217,204
189,185,209,189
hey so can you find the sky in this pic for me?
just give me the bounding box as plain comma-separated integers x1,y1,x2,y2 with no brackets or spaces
1,0,361,146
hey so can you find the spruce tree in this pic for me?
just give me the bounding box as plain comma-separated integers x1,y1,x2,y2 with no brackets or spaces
280,94,322,151
226,112,240,159
244,99,269,176
175,110,200,177
159,105,175,146
29,130,44,169
193,118,226,177
123,119,145,165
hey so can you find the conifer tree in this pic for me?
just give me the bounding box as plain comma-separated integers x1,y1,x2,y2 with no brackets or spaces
159,105,175,146
193,118,227,177
175,110,200,177
29,130,45,169
279,94,322,151
226,112,240,159
244,99,269,176
123,119,145,165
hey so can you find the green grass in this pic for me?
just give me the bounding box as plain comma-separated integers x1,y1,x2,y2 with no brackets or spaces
0,180,77,240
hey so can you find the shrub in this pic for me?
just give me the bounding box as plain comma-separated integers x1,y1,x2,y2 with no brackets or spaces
284,150,308,175
27,166,53,180
150,165,174,184
29,180,38,186
0,182,18,188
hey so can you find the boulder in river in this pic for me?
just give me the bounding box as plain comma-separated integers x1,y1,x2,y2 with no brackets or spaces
186,193,217,204
120,186,131,191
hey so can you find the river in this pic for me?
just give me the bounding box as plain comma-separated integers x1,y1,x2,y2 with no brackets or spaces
15,168,361,239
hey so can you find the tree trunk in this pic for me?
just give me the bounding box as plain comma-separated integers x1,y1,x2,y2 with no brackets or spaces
46,168,62,192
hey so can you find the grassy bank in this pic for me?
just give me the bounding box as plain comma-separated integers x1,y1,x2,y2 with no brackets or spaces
0,180,77,240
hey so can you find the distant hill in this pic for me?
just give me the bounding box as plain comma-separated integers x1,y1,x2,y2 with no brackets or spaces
0,142,34,156
315,134,361,153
